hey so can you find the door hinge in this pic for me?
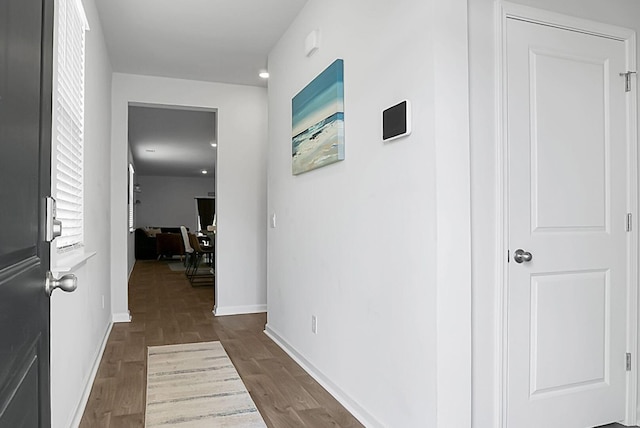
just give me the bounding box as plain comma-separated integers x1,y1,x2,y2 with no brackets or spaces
627,213,633,232
620,71,637,92
627,352,632,371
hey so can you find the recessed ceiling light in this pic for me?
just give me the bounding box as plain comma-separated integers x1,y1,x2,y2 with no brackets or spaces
201,170,208,174
259,71,269,79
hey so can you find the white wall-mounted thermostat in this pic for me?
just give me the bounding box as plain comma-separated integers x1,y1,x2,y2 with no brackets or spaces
382,100,411,141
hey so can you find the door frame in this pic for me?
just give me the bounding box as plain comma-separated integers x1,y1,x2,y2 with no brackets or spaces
495,2,639,426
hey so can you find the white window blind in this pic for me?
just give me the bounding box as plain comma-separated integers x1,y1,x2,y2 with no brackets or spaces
53,0,88,251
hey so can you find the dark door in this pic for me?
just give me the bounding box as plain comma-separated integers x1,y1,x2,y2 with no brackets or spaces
0,0,54,426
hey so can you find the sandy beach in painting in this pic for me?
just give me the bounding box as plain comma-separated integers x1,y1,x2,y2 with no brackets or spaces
292,59,344,175
292,113,344,175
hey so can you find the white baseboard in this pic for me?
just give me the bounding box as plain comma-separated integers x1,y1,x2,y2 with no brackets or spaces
112,311,131,323
264,324,382,428
69,320,113,428
213,304,266,316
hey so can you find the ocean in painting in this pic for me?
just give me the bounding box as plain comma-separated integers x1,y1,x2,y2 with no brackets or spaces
292,59,344,175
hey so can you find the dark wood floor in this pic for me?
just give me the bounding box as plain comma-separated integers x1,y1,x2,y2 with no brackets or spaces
79,260,362,427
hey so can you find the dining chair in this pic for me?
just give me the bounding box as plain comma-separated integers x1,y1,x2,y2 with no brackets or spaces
188,233,214,286
180,226,196,276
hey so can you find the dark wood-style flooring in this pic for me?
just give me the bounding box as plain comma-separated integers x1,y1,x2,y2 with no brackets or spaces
79,260,362,427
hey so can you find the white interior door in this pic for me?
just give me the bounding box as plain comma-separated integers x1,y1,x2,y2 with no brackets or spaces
506,18,630,428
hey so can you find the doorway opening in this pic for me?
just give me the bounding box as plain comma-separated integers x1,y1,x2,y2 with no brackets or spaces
127,103,217,297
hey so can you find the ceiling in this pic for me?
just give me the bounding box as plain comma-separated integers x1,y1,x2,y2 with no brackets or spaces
128,106,217,177
94,0,308,87
96,0,308,177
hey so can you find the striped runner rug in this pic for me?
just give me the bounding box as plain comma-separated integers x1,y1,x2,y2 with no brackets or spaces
145,341,267,427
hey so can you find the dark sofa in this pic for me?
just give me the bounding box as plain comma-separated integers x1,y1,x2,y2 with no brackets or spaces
134,227,187,260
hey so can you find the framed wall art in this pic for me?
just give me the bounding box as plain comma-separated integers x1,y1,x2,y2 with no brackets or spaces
292,59,344,175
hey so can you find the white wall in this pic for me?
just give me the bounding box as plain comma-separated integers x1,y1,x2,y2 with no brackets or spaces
135,175,214,231
468,0,640,426
265,0,471,426
111,73,268,318
50,0,114,426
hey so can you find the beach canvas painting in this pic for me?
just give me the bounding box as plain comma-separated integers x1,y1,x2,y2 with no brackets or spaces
292,59,344,175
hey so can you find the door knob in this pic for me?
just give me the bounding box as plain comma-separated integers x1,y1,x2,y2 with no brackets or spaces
513,249,533,264
45,271,77,296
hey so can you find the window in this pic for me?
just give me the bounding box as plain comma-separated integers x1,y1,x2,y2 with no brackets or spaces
128,164,135,232
196,198,215,231
52,0,89,251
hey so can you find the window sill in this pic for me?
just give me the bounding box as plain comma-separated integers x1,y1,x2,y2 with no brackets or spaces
51,251,97,274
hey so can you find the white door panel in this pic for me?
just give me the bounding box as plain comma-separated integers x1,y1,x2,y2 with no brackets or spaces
530,270,608,395
531,50,608,232
506,18,628,428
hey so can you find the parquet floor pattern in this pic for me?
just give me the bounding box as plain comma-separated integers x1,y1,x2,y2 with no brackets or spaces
79,260,362,427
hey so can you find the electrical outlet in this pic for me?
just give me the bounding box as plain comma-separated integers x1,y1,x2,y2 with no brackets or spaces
311,315,317,334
